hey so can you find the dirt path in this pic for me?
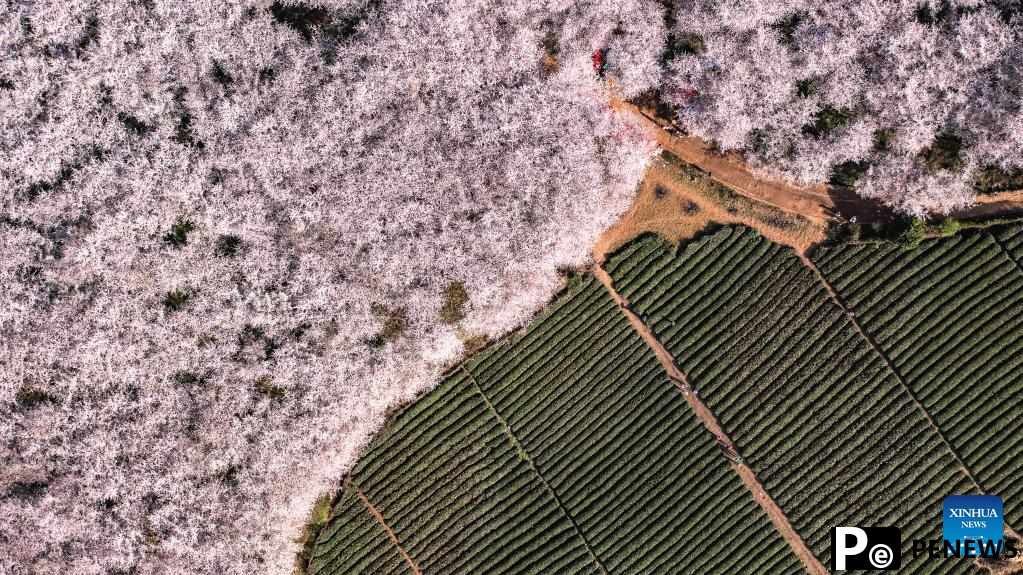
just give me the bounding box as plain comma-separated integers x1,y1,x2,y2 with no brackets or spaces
958,190,1023,220
616,97,1023,225
592,162,824,264
613,97,891,224
592,265,830,575
352,483,424,575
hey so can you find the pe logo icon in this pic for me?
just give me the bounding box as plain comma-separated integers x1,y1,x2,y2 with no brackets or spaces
831,527,901,570
944,495,1003,556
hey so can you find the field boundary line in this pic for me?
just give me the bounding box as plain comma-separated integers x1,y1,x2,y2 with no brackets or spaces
988,230,1023,279
460,367,610,575
593,265,830,575
303,476,351,574
802,254,982,485
804,254,1023,540
801,255,1023,538
351,482,424,575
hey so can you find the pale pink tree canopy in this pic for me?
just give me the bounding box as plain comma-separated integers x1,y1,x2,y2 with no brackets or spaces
662,0,1023,215
3,1,1022,574
0,1,662,573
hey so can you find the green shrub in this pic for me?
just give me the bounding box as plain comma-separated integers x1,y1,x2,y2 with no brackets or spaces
439,281,469,324
16,384,55,408
802,105,856,139
164,219,195,247
256,375,286,401
172,111,203,149
921,133,963,173
795,77,817,98
297,494,333,568
163,288,197,312
664,33,704,61
828,160,869,187
972,166,1023,195
220,464,241,488
873,128,896,152
897,217,928,249
367,304,408,347
173,370,205,385
774,12,805,48
215,234,242,257
210,60,233,88
938,218,961,237
268,1,375,43
827,222,862,243
117,112,153,136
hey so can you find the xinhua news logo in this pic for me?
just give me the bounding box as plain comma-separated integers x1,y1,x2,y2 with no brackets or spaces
944,495,1002,556
831,495,1018,571
831,527,901,570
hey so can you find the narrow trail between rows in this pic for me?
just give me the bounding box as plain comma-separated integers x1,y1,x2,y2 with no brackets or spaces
592,265,830,575
351,483,424,575
460,367,610,575
990,231,1023,279
801,254,1023,543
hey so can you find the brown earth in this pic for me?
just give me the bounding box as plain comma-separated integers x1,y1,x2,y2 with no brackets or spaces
615,96,1023,226
592,159,825,263
612,97,891,225
960,190,1023,220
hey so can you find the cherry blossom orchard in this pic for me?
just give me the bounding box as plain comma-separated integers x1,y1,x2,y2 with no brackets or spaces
1,1,661,573
663,0,1023,215
3,0,1023,574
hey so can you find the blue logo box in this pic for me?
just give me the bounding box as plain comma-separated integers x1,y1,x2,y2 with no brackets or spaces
943,495,1003,556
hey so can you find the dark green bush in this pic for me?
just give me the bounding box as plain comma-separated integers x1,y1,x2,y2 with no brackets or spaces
211,60,233,88
938,218,961,237
367,304,408,347
802,105,855,139
173,370,204,385
440,281,469,324
16,384,55,408
163,288,197,312
795,77,817,98
256,375,286,401
164,219,195,247
922,133,963,173
897,217,928,249
973,166,1023,195
829,160,869,187
215,234,242,257
117,112,153,136
664,33,704,61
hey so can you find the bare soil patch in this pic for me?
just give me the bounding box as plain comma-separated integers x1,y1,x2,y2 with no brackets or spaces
593,158,825,263
616,96,1023,226
613,97,890,224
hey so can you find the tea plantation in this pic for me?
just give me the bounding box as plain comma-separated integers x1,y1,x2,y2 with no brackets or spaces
311,224,1023,575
